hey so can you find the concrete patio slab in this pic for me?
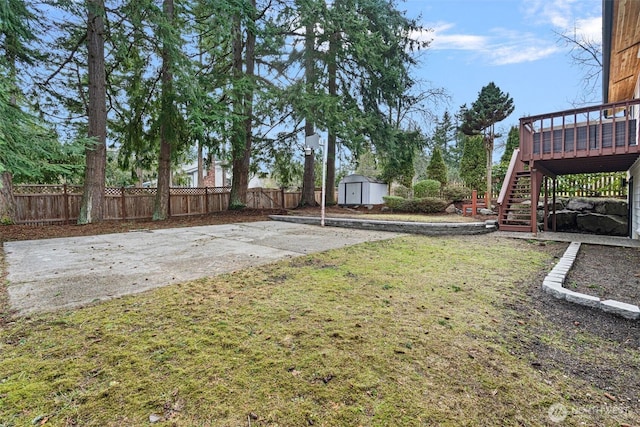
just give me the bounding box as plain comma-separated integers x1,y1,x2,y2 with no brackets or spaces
4,221,402,316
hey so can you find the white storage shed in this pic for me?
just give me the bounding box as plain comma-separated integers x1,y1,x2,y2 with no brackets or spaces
338,174,388,206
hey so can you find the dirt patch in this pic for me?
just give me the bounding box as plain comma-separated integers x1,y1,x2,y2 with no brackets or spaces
0,208,286,242
503,241,640,409
566,244,640,305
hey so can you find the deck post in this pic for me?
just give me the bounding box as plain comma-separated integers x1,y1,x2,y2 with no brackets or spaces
530,167,539,235
552,177,557,231
543,176,549,232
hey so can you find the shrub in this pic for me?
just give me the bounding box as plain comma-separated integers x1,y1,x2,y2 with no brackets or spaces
442,185,472,202
394,199,418,213
383,196,447,214
413,197,448,213
392,185,411,198
382,195,405,210
426,147,448,185
413,179,441,198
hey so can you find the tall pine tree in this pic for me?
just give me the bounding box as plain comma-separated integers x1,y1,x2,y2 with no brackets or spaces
460,82,514,199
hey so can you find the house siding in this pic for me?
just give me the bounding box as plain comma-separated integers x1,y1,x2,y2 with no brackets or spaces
629,157,640,239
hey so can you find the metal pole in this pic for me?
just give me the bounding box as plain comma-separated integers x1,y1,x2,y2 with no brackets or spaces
320,137,328,226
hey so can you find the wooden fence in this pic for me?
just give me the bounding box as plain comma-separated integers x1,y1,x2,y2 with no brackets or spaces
12,185,323,225
553,172,626,198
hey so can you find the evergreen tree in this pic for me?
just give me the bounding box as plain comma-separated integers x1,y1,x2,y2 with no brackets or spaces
0,0,85,222
493,125,520,191
460,82,514,197
500,125,519,164
459,134,486,191
429,111,458,170
426,147,447,186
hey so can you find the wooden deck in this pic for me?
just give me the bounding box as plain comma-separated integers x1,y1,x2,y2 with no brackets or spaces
520,99,640,175
498,99,640,233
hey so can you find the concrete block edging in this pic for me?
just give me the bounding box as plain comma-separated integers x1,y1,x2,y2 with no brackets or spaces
269,215,498,236
542,241,640,320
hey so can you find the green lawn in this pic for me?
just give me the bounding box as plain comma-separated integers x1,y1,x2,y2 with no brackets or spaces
0,235,637,426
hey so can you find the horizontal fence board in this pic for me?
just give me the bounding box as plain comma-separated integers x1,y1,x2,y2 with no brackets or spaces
10,185,321,225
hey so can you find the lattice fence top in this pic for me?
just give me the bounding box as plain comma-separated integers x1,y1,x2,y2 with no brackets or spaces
15,185,234,195
14,185,83,195
122,187,157,196
169,187,232,195
105,187,123,196
170,187,204,195
204,186,231,194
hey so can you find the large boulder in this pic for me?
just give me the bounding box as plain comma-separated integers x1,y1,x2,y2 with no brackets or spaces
537,200,565,211
445,203,457,214
594,199,628,216
576,213,628,236
566,198,595,211
548,209,578,230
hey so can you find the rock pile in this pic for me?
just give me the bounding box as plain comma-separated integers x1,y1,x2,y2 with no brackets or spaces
538,197,628,236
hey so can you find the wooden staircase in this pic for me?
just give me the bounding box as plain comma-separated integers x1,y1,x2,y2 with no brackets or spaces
497,148,535,233
498,171,532,231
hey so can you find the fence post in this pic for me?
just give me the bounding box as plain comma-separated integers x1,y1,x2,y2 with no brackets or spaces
63,184,69,224
121,186,127,221
205,187,209,214
281,188,285,208
471,190,477,216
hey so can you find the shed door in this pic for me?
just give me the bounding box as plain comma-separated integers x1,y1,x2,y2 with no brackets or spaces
345,182,363,204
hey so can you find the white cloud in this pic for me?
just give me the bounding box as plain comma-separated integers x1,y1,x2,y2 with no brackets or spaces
524,0,601,42
418,22,560,66
525,0,578,29
574,16,602,43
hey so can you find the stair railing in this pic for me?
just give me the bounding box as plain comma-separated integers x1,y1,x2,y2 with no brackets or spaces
497,149,521,205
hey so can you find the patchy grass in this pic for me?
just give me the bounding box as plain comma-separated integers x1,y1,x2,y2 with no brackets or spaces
0,235,637,426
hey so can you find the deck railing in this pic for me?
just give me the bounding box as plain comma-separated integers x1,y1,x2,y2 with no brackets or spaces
520,99,640,162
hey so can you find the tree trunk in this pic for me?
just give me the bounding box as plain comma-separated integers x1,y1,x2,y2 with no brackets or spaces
0,172,16,224
228,7,255,209
326,31,338,205
197,141,204,187
300,20,317,207
301,121,317,206
485,128,494,208
78,0,106,224
153,0,174,220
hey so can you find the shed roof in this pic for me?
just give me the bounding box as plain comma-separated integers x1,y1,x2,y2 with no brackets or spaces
339,174,387,184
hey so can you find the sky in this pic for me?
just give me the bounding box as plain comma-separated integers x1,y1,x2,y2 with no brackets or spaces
400,0,603,132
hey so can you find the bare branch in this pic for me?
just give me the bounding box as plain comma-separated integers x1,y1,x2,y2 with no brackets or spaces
554,27,602,102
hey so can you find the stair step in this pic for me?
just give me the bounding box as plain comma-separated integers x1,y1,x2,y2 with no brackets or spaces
498,167,534,233
499,224,532,232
